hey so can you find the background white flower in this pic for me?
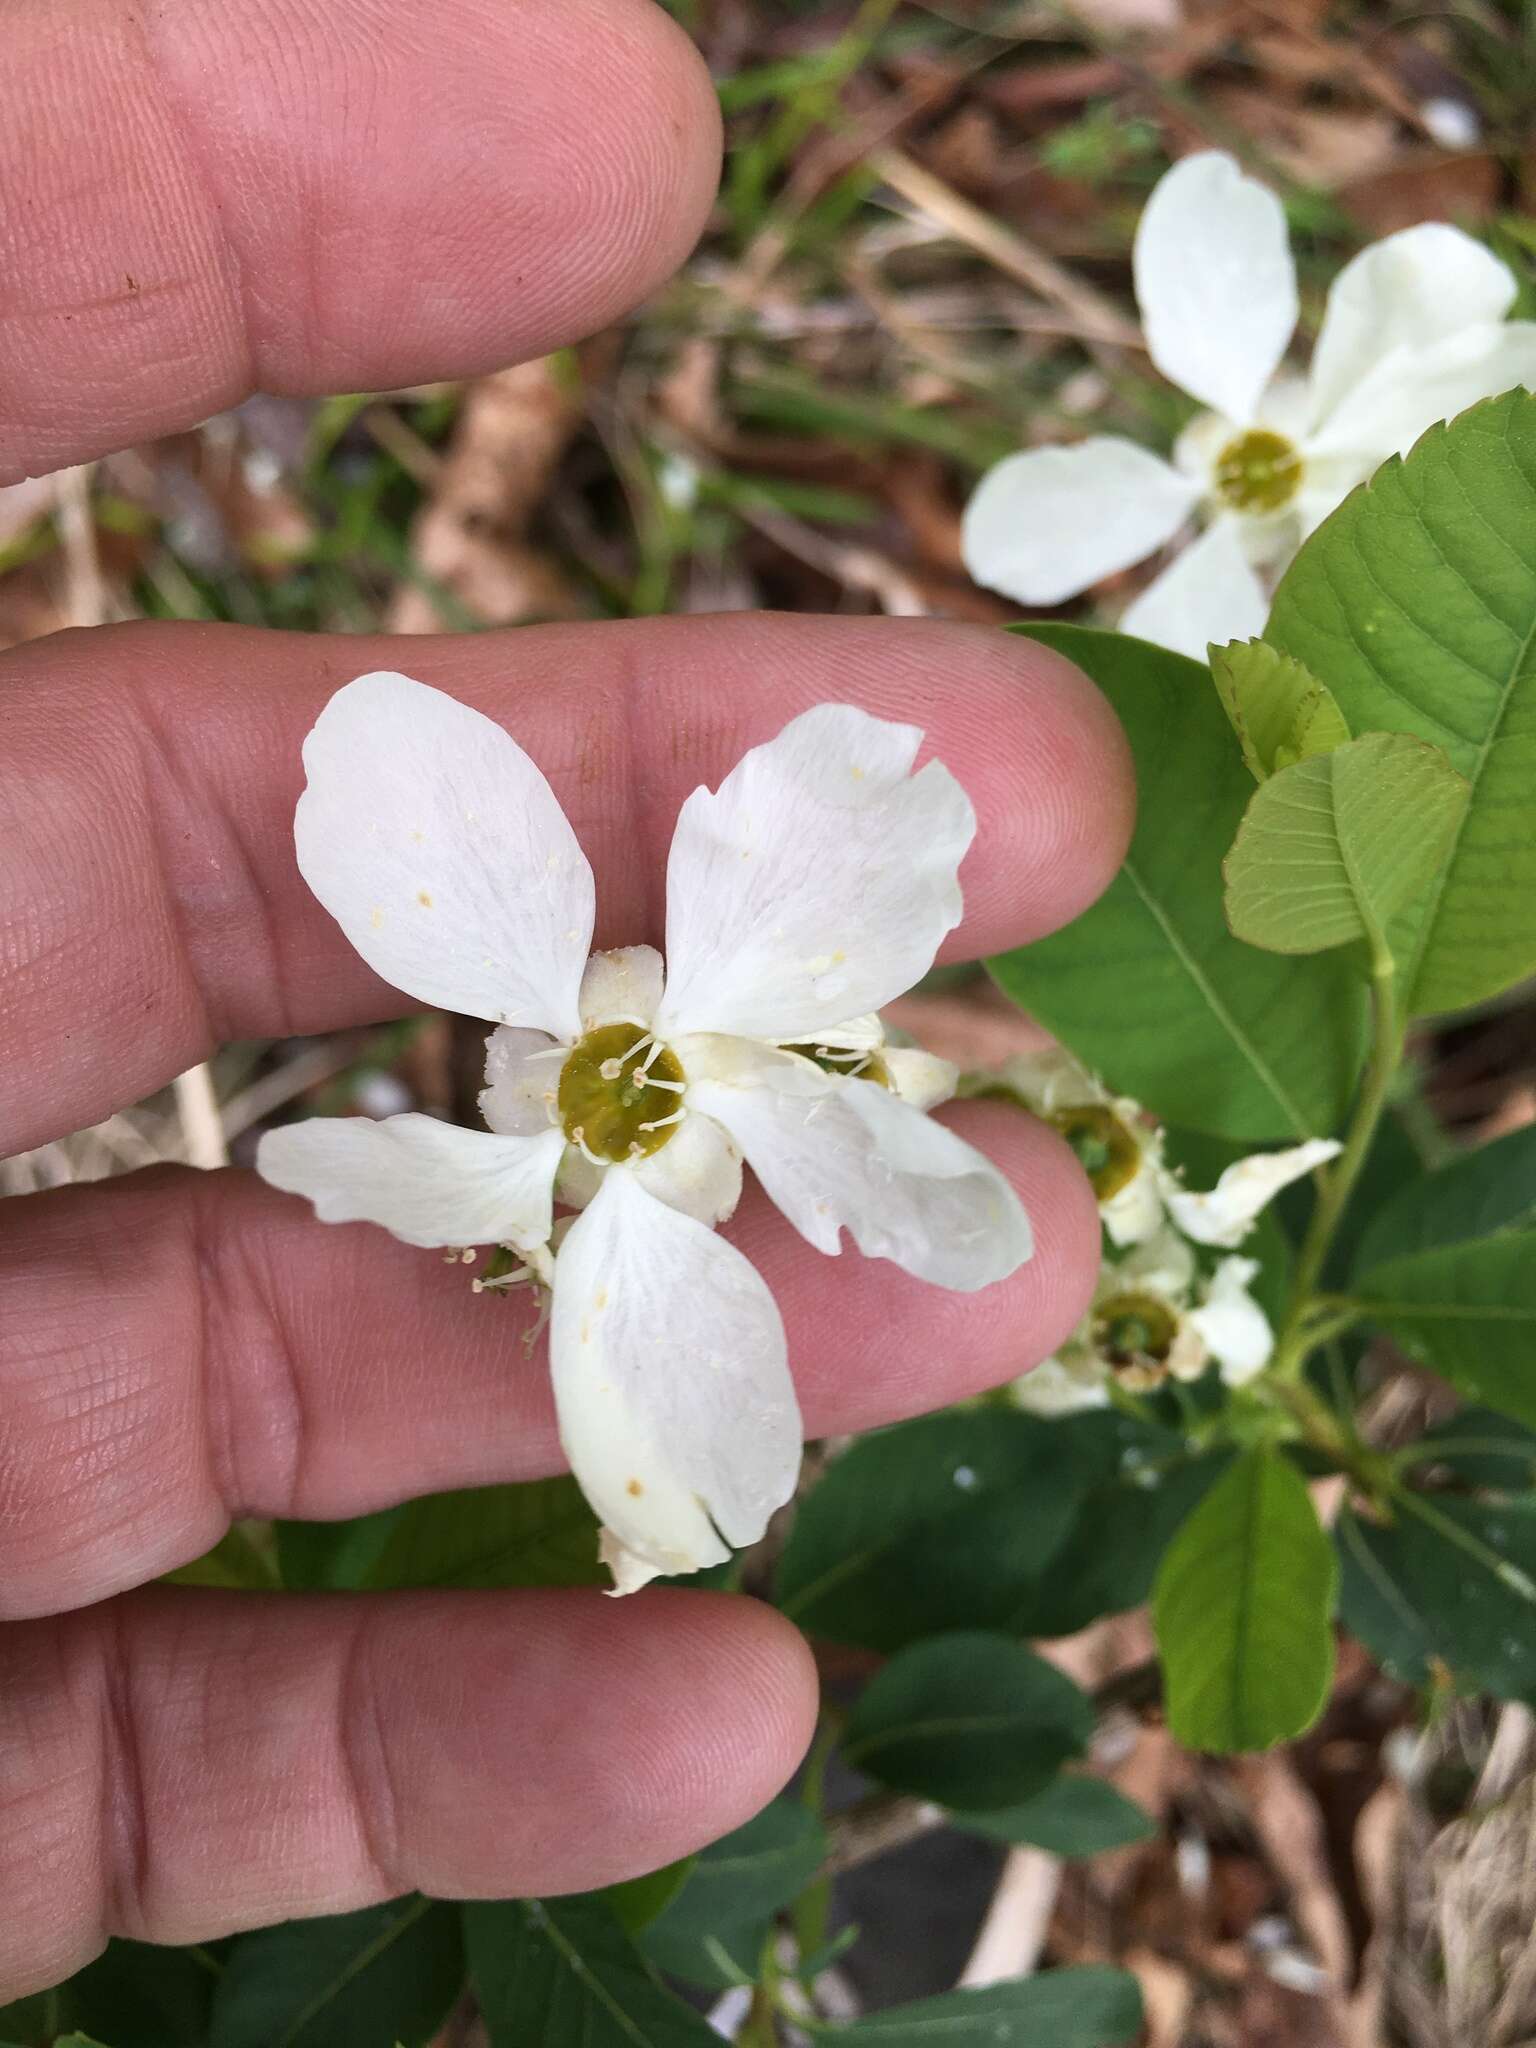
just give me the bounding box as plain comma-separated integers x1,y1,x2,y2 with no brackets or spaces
962,150,1536,660
995,1048,1340,1411
258,673,1031,1593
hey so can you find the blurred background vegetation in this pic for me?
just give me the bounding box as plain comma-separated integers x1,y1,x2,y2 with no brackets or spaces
4,2,1535,2041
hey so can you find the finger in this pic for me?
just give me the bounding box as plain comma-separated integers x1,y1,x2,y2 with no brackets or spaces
0,1584,816,2000
1,614,1132,1155
1,0,720,481
0,1105,1095,1620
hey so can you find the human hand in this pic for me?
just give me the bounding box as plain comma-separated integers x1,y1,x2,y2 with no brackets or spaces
0,0,1133,2002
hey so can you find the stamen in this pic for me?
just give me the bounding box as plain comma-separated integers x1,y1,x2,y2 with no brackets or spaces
523,1046,569,1064
472,1265,530,1294
637,1107,687,1133
642,1076,685,1093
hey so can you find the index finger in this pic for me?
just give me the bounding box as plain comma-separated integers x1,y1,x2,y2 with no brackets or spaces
0,613,1133,1156
0,0,720,481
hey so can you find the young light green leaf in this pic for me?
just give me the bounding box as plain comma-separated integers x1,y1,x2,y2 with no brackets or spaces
1209,639,1350,782
465,1897,718,2047
1153,1449,1337,1752
990,624,1366,1141
951,1775,1156,1857
841,1632,1092,1808
1355,1124,1536,1271
1267,389,1536,1016
1354,1232,1536,1426
1224,732,1469,958
827,1968,1142,2044
1337,1495,1536,1702
209,1899,462,2048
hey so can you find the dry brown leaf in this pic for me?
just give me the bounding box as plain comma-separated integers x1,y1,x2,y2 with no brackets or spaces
387,358,586,633
1342,151,1503,234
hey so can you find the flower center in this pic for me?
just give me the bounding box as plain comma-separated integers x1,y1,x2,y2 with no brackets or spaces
784,1042,893,1088
1093,1290,1179,1368
1212,428,1303,514
1047,1105,1141,1202
558,1024,687,1163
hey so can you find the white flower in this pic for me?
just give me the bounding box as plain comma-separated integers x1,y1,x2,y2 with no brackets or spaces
962,151,1536,659
1162,1138,1340,1248
1017,1226,1273,1411
1188,1256,1273,1387
983,1048,1165,1248
256,673,1031,1593
988,1047,1339,1252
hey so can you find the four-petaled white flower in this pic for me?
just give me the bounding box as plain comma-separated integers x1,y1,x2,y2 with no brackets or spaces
258,674,1031,1593
963,150,1536,659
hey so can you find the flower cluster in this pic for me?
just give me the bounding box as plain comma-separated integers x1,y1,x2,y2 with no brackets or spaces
975,1048,1338,1416
257,674,1030,1592
962,151,1536,659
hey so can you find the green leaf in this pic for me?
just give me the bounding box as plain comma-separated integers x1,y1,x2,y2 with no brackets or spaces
1337,1495,1536,1701
990,624,1365,1140
1209,638,1350,781
209,1901,461,2048
1406,1408,1536,1490
363,1478,604,1590
952,1774,1155,1856
465,1898,718,2047
641,1798,825,1989
775,1411,1091,1651
1355,1124,1536,1270
1266,389,1536,1015
0,1942,219,2048
1223,734,1469,957
277,1508,404,1590
65,1941,219,2048
826,1967,1142,2043
1354,1232,1536,1425
162,1523,280,1590
1153,1449,1337,1752
1001,1415,1231,1641
606,1859,695,1937
842,1632,1092,1808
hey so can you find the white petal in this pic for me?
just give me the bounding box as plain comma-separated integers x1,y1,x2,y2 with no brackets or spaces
479,1026,562,1137
1305,321,1536,465
630,1110,743,1227
795,1013,884,1054
294,672,594,1039
1101,1159,1166,1248
1134,152,1298,424
1307,225,1517,431
883,1047,959,1112
1110,1224,1196,1303
1164,1137,1341,1248
256,1114,565,1252
1118,518,1270,661
961,439,1198,606
1012,1353,1110,1418
656,705,974,1043
549,1171,800,1588
579,946,665,1031
994,1046,1101,1115
1188,1256,1274,1384
693,1054,1031,1292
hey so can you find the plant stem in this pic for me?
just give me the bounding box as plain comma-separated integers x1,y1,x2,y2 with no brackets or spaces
1270,954,1403,1381
791,1717,840,1966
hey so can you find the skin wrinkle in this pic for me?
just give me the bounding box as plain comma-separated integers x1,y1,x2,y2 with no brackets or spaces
1,0,721,478
0,1104,1097,1621
0,616,1132,1160
0,1589,815,1977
